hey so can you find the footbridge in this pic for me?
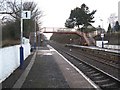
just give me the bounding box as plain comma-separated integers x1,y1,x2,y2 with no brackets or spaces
38,27,96,46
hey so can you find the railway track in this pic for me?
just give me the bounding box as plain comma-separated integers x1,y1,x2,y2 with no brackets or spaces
49,41,120,89
62,51,120,89
68,45,120,70
66,44,120,68
65,44,120,80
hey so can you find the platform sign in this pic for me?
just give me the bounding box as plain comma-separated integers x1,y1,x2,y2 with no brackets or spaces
101,33,104,38
22,11,31,19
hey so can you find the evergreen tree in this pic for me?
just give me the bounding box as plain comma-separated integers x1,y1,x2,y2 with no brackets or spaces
65,3,96,30
114,21,120,32
107,23,112,33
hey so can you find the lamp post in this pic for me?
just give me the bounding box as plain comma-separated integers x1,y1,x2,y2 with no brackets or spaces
38,31,41,47
0,19,2,48
20,0,24,69
70,38,72,51
34,17,36,50
101,33,104,48
100,19,104,48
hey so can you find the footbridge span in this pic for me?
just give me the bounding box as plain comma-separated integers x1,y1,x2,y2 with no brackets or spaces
39,27,95,46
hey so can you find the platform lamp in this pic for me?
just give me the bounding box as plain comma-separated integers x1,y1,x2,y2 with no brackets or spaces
101,33,104,48
20,0,24,69
100,19,104,48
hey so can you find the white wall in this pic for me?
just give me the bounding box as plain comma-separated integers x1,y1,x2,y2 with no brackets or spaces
96,41,108,47
104,45,120,50
0,42,30,83
96,41,120,50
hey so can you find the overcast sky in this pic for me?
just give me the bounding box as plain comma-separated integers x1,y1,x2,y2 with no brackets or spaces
31,0,120,30
1,0,120,29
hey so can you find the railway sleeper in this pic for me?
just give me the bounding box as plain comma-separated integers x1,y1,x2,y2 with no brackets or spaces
95,79,110,84
94,76,104,79
92,75,110,81
78,62,83,65
86,68,93,72
100,82,118,88
86,70,96,74
81,66,90,69
80,64,88,67
90,73,101,77
80,66,90,70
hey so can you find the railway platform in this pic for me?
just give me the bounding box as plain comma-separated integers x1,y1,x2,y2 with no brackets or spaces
2,45,98,89
67,44,120,54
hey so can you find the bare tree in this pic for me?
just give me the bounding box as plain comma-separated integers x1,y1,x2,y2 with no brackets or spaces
0,0,7,11
1,0,43,38
4,0,42,20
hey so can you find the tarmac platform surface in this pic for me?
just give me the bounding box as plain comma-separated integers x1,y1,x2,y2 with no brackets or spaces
2,45,97,89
